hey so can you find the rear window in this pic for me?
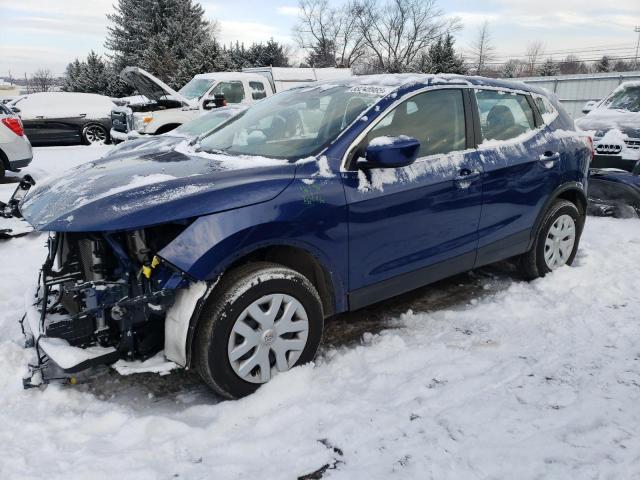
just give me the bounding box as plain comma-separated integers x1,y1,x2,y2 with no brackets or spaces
475,90,536,142
249,81,267,100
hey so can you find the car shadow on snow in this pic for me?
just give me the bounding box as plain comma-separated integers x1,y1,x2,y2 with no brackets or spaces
76,262,517,408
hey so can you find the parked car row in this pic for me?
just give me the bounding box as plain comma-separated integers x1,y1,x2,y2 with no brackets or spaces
10,74,594,397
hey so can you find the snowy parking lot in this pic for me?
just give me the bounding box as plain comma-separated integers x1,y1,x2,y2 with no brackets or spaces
1,146,640,479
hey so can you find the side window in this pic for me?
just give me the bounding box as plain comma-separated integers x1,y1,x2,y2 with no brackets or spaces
249,81,266,100
213,81,245,104
533,95,558,124
366,89,466,158
475,89,535,142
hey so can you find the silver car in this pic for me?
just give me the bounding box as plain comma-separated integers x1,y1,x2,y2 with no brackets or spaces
0,103,32,178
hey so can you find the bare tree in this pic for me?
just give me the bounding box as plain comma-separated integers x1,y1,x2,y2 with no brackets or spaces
352,0,460,73
469,20,495,76
29,68,55,93
524,41,545,76
294,0,366,67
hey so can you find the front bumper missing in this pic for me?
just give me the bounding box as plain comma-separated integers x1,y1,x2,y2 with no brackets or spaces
21,231,183,388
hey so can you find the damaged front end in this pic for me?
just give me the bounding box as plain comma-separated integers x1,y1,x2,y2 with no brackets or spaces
23,226,190,387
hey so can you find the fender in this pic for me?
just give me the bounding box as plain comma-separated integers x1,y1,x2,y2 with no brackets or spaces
527,181,587,250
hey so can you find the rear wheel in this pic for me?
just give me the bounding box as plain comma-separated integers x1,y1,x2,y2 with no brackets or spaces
518,199,582,279
82,124,108,145
194,262,324,399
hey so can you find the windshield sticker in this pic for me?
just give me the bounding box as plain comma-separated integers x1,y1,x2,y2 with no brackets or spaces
347,86,391,96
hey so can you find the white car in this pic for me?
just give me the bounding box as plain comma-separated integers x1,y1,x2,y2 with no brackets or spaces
0,103,32,178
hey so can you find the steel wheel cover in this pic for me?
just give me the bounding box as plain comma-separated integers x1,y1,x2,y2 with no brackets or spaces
227,293,309,384
544,214,576,270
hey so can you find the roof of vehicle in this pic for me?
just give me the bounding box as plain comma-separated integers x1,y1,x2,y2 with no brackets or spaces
309,73,548,96
192,72,269,82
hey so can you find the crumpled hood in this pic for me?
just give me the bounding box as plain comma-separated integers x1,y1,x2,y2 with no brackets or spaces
20,144,296,232
120,67,194,107
576,108,640,138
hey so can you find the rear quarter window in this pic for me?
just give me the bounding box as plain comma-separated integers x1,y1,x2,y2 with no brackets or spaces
533,95,559,124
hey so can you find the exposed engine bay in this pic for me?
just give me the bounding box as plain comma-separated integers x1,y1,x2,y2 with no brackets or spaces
23,226,191,387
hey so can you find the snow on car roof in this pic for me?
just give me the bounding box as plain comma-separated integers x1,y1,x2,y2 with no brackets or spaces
193,72,267,81
305,73,546,96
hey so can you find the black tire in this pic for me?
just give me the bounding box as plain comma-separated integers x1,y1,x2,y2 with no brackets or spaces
81,124,109,145
194,262,324,399
518,199,582,280
0,159,5,179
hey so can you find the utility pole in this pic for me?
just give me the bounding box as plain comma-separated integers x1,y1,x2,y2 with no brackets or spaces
635,26,640,70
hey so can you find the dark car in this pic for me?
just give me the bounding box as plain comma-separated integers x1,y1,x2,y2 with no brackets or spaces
16,74,591,398
9,92,114,145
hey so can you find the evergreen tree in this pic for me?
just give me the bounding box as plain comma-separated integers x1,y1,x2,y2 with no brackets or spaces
62,59,83,92
414,34,466,74
305,39,337,68
105,0,227,89
501,59,520,78
594,56,612,73
537,58,559,77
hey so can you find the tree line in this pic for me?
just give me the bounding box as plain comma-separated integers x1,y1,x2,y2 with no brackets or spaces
53,0,638,97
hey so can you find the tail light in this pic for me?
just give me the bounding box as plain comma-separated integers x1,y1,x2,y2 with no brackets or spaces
1,117,24,136
585,136,594,162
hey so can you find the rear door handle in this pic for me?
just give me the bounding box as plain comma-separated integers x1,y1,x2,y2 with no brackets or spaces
539,151,560,167
455,169,481,188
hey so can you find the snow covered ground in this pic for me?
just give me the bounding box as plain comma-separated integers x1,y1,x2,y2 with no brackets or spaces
1,146,640,479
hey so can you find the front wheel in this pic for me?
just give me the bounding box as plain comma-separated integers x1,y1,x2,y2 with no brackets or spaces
194,262,324,399
82,124,108,145
518,199,582,279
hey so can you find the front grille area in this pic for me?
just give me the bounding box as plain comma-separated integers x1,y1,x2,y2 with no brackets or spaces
624,139,640,150
111,110,130,133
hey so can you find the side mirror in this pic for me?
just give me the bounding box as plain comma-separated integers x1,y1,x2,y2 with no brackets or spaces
582,100,597,114
358,136,420,169
11,106,20,114
203,94,227,111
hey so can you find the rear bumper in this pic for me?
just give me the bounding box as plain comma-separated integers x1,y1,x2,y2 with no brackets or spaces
591,155,639,173
8,157,32,170
1,136,32,170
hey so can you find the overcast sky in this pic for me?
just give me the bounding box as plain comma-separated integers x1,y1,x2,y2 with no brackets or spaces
0,0,638,77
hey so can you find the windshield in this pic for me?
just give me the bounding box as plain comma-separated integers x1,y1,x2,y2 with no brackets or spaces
603,85,640,112
198,85,382,160
174,108,245,137
178,78,215,100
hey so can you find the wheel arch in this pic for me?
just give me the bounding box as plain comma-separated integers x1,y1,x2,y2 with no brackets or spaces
181,242,339,368
154,123,182,135
528,182,587,250
0,147,8,171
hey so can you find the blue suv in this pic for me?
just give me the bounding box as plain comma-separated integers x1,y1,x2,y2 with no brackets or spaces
18,75,591,397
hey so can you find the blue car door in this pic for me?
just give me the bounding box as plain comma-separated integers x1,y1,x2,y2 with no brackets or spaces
341,88,483,309
472,88,562,266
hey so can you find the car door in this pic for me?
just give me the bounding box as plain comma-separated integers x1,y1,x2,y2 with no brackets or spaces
472,88,562,266
342,88,484,309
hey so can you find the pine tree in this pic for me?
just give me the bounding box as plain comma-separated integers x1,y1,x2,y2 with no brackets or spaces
105,0,228,89
501,59,520,78
62,59,83,92
305,39,336,68
416,34,466,74
594,56,612,73
537,58,559,77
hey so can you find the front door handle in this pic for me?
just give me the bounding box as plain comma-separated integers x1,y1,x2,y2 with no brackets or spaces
455,169,481,189
539,151,560,168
